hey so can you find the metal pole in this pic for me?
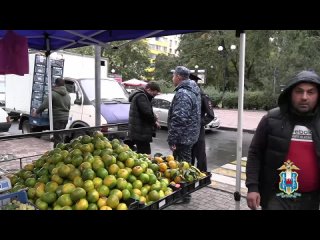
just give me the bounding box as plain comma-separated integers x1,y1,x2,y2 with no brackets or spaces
94,45,101,127
273,68,276,94
235,32,246,210
44,34,53,133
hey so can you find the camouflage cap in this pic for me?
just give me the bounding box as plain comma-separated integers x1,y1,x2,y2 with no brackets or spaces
174,66,190,78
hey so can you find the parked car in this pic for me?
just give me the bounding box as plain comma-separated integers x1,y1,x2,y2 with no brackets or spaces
151,93,220,130
0,108,11,133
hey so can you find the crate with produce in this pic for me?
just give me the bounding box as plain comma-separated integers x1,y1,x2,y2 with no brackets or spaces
0,190,37,210
151,153,211,198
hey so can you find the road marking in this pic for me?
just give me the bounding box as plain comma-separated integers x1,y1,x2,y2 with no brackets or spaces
210,158,248,194
211,173,246,188
219,163,246,173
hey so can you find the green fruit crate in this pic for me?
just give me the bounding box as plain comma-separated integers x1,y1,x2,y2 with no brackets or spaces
138,186,181,210
179,172,212,196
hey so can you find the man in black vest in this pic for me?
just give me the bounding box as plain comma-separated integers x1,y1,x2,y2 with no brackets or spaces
128,81,161,155
246,70,320,210
190,74,215,172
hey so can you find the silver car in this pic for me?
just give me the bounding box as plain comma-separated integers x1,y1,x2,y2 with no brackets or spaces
152,93,220,130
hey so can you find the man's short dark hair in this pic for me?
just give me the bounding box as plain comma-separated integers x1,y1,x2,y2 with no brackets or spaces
55,77,65,86
145,81,161,92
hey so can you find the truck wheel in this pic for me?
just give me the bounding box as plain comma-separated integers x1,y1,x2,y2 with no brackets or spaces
22,120,31,134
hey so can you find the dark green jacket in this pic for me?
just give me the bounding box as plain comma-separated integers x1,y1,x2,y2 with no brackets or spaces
36,86,71,121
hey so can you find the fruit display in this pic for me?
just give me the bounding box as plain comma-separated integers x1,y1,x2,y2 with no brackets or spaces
152,154,207,184
1,199,36,210
7,131,178,210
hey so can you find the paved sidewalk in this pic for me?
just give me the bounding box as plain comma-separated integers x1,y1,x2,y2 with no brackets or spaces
214,109,266,133
165,186,250,210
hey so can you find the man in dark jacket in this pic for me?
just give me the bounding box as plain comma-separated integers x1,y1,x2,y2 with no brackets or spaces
168,66,201,204
190,74,215,172
128,81,161,154
32,77,71,148
168,66,201,163
246,70,320,210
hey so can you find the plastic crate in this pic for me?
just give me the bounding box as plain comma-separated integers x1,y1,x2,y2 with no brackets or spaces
52,67,63,76
139,185,181,210
0,190,28,208
31,99,42,109
33,83,44,91
32,91,44,99
180,172,212,196
51,59,64,68
35,55,46,65
34,73,45,83
35,65,46,74
125,198,139,210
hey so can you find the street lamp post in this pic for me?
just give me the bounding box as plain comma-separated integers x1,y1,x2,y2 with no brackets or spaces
218,44,236,92
195,65,199,76
111,69,115,74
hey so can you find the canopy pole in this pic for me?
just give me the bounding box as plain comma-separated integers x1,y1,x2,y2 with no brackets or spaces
45,35,53,133
235,31,246,210
94,45,101,127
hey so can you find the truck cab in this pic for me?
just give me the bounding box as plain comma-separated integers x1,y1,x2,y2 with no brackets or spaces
64,77,130,140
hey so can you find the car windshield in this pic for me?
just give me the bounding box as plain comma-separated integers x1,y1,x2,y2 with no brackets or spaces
80,79,129,102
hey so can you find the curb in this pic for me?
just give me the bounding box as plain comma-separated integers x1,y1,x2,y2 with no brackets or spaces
218,126,255,134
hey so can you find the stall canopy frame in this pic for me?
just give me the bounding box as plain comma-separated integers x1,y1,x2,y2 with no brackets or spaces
0,30,246,208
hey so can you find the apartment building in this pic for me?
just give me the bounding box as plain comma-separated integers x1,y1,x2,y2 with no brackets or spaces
144,35,180,73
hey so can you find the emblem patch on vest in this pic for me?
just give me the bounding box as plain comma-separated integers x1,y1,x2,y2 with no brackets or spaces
276,160,301,198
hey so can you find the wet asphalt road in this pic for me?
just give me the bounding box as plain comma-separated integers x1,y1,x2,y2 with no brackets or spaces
152,128,253,171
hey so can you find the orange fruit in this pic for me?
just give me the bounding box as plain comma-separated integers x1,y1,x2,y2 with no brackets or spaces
107,194,119,209
75,199,89,210
148,190,160,201
103,175,117,189
159,163,168,172
166,155,174,162
168,161,178,169
87,189,100,203
70,187,87,202
116,203,128,210
97,197,108,208
154,157,164,164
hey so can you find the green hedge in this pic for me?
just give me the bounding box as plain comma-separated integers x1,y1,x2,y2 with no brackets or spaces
158,83,278,111
203,89,278,110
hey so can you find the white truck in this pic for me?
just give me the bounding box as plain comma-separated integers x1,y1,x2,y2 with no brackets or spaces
2,51,130,140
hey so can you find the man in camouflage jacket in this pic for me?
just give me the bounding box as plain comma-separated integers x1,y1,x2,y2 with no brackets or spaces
167,66,201,163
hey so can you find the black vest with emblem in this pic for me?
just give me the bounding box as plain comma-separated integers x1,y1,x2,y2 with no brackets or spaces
259,107,320,206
